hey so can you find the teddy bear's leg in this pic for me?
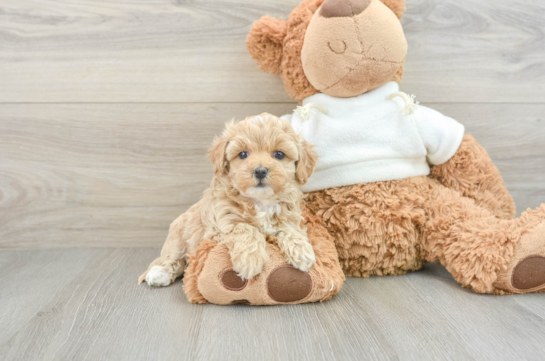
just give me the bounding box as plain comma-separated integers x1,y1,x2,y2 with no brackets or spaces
421,179,545,294
430,134,516,220
304,179,428,278
183,210,345,305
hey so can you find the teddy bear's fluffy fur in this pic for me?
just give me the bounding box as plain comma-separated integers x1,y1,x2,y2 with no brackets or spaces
244,0,545,295
305,134,518,279
304,136,545,293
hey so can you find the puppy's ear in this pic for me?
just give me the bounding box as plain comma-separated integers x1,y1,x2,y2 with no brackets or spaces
246,16,288,75
208,135,230,176
381,0,406,19
296,138,318,185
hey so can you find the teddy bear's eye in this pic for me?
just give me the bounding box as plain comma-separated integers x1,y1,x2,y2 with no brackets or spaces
328,40,347,55
239,151,249,160
273,151,285,160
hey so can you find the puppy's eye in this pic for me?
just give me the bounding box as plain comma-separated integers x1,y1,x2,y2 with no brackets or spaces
273,151,285,160
239,151,249,160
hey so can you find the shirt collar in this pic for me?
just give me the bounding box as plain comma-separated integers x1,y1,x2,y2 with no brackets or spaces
301,82,400,113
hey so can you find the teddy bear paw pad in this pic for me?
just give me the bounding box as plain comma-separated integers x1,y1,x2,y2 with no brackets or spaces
512,256,545,290
231,299,251,305
220,269,248,291
267,265,312,302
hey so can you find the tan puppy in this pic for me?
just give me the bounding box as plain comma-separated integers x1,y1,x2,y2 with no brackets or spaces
139,113,318,286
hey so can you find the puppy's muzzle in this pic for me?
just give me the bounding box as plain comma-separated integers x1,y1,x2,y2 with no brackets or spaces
254,167,269,181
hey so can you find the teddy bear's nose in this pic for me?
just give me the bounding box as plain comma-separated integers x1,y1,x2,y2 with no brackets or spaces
320,0,371,18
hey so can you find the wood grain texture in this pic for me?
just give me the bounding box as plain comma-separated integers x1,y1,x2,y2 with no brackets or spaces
1,102,544,249
347,264,545,360
0,103,296,249
1,248,545,361
1,0,545,103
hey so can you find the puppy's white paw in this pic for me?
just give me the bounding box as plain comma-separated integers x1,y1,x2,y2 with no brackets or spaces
145,265,172,287
278,233,316,272
231,247,269,280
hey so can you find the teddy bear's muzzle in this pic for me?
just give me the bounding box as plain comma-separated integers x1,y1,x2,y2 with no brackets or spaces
301,0,407,98
320,0,371,18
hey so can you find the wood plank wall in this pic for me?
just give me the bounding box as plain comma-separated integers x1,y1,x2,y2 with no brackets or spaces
1,0,544,248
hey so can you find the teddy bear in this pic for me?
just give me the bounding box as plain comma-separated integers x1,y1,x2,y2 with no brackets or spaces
244,0,545,295
182,0,545,304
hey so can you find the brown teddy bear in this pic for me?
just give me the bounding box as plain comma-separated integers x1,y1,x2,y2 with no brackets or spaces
244,0,545,295
182,0,545,304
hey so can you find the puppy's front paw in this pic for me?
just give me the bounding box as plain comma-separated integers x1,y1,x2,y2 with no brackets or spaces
225,223,269,280
230,246,269,280
145,265,172,287
278,233,316,272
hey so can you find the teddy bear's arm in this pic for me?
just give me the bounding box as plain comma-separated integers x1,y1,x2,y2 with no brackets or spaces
429,134,516,219
413,105,515,219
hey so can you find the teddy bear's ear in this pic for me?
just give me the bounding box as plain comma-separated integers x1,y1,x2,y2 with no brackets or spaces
381,0,406,19
246,16,288,75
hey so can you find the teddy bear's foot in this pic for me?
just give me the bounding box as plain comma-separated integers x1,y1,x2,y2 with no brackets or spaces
183,240,343,305
219,264,314,304
494,223,545,294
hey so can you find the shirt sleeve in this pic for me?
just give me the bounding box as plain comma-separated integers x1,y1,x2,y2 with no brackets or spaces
414,105,465,166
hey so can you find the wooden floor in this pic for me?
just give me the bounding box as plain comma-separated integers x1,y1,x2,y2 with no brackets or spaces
1,248,545,361
2,0,545,360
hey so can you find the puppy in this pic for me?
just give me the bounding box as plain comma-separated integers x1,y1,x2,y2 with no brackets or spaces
139,113,318,287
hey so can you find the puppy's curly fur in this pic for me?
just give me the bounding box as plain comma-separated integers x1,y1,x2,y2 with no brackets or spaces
139,113,318,286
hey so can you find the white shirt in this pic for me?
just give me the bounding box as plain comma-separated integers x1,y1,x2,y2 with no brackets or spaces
282,82,465,193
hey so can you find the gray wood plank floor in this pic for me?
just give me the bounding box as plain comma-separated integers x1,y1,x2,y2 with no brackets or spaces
1,248,545,361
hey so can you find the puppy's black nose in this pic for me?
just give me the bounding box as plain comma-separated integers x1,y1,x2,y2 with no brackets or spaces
254,167,269,180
